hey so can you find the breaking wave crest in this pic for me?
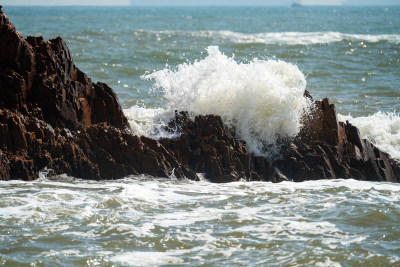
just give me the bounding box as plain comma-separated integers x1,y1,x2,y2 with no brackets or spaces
211,31,400,45
133,30,400,45
142,46,310,156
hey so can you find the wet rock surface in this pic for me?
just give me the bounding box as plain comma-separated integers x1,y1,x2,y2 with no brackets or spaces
160,112,266,183
0,7,399,183
274,98,400,182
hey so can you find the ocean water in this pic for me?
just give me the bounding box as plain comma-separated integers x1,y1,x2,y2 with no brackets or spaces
1,177,400,266
2,5,400,266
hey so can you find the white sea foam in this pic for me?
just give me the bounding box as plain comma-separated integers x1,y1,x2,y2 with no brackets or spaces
143,46,310,156
211,31,400,45
1,177,400,265
123,106,177,139
111,251,184,266
338,112,400,160
138,30,400,45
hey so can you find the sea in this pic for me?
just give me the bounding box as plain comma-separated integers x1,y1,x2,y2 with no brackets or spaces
1,5,400,266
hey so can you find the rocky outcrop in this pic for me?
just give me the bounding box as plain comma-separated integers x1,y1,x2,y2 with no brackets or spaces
0,6,399,183
0,8,128,130
0,108,199,181
159,106,400,183
0,7,186,180
160,112,269,183
273,98,400,182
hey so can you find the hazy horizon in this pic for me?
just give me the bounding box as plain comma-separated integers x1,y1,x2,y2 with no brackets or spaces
2,0,400,6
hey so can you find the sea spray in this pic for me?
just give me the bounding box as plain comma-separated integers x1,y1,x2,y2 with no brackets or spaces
124,106,178,139
338,112,400,160
143,46,310,156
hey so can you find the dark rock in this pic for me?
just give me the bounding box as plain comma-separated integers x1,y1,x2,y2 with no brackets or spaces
0,10,128,130
0,149,10,181
273,98,400,183
0,107,198,181
160,112,264,182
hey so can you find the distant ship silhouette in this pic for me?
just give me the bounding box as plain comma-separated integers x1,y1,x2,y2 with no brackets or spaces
291,2,302,7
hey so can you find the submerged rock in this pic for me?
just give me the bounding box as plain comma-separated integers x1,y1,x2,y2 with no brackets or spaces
0,7,399,183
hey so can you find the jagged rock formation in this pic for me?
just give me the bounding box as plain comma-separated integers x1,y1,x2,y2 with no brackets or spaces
160,112,276,183
0,7,399,183
274,98,400,182
0,6,185,180
0,11,127,130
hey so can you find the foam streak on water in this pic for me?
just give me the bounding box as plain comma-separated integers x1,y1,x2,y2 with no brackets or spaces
134,30,400,45
143,46,310,156
211,31,400,45
0,177,399,266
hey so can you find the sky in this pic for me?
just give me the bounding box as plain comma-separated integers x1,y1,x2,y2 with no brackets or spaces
2,0,400,6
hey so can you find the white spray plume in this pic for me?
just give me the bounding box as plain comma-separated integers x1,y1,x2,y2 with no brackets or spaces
143,46,310,156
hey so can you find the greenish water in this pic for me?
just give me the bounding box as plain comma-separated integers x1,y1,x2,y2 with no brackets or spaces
1,6,400,266
1,178,400,266
6,6,400,115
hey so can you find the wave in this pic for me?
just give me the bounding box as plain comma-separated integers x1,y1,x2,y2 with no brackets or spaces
338,112,400,160
124,107,400,161
211,31,400,45
124,106,178,139
2,176,399,266
142,46,310,156
125,46,400,159
131,29,400,45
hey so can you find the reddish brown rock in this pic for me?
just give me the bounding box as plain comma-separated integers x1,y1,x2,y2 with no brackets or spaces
0,107,199,181
0,9,128,130
159,111,293,183
164,106,400,183
273,98,400,182
159,112,264,182
0,149,10,180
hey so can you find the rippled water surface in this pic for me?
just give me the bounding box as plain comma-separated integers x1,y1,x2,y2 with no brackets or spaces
1,178,399,266
6,6,400,115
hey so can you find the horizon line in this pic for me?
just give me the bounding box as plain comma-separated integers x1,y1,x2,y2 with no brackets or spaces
3,4,400,6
